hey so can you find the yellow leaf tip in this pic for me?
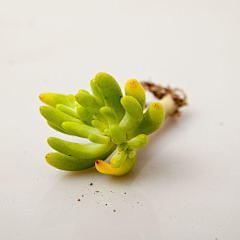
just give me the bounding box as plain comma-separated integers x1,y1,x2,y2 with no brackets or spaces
152,102,163,109
126,79,138,88
39,93,45,101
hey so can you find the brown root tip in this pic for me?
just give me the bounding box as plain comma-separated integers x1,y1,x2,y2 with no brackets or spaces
141,81,187,116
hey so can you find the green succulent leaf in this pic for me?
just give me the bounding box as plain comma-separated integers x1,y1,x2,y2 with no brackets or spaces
76,106,93,123
47,137,116,160
94,72,125,122
62,122,101,138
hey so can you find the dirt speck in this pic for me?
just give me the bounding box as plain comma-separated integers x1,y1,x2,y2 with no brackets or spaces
77,199,81,201
113,210,116,212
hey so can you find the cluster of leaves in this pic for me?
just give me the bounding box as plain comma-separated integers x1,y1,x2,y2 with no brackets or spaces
39,72,165,176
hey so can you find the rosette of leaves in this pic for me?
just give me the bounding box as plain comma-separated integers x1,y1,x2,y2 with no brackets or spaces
39,72,165,176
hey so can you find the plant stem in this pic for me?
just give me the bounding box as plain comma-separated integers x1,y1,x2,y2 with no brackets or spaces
160,94,178,116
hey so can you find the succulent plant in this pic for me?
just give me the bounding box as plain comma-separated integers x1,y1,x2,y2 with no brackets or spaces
39,72,165,176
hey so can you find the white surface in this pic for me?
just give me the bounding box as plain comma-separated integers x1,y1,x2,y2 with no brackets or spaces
1,1,240,240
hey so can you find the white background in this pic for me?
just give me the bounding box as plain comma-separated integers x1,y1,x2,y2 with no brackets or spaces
1,0,240,239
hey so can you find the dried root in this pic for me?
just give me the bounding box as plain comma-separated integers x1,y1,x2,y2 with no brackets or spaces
141,82,187,116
